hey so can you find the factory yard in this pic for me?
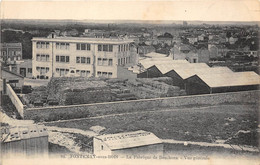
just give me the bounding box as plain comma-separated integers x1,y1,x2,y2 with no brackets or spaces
44,102,259,157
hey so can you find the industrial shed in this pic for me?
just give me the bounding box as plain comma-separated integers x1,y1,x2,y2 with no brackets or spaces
93,130,163,156
185,71,260,95
1,124,48,158
137,59,189,78
163,63,211,88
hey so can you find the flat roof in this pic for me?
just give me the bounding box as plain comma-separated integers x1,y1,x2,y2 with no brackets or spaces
32,37,134,44
195,71,260,88
94,130,162,150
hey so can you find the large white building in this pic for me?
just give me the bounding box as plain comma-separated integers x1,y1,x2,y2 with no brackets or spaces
32,35,138,79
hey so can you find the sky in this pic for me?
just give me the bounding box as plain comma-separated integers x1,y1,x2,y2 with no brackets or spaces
0,0,259,22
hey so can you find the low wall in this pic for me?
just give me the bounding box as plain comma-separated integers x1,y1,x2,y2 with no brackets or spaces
24,90,259,122
6,84,25,118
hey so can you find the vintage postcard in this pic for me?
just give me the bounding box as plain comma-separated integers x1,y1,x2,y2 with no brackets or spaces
0,0,259,165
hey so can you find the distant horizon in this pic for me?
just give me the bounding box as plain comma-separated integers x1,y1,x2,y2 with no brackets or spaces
1,19,259,25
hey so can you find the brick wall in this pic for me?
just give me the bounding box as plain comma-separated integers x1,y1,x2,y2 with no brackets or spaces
24,90,259,122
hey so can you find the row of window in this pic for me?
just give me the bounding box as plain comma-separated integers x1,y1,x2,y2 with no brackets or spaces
98,45,113,52
56,55,70,63
36,67,49,75
36,42,50,49
56,42,70,50
97,71,113,78
118,57,131,65
97,58,113,66
36,42,131,53
76,70,91,77
76,56,91,64
36,54,50,62
1,51,21,56
118,44,130,52
56,68,91,77
77,43,91,51
56,68,69,76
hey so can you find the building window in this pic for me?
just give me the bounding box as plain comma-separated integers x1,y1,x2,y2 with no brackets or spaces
77,43,91,51
37,54,41,61
81,57,86,63
56,42,70,50
36,42,49,49
87,57,91,64
108,59,113,66
108,72,113,78
37,54,49,61
60,56,65,62
103,45,108,51
102,72,107,77
76,57,80,63
28,68,32,73
103,58,108,65
76,57,91,64
56,56,60,62
97,71,102,77
98,58,102,65
76,43,80,50
109,45,113,52
36,67,49,75
98,44,113,52
98,45,102,51
56,55,69,63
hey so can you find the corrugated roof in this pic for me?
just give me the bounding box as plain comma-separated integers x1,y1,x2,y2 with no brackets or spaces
95,130,162,150
196,71,260,88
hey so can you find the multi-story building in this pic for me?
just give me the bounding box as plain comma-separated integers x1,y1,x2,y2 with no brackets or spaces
32,34,138,79
0,43,23,64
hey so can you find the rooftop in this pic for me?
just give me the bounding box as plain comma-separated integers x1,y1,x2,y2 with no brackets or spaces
0,43,22,48
32,36,134,44
95,130,162,150
1,124,48,143
195,71,260,88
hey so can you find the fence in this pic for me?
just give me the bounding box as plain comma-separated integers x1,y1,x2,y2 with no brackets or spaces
24,90,259,121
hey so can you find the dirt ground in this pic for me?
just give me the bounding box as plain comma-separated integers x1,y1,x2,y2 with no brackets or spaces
45,103,259,156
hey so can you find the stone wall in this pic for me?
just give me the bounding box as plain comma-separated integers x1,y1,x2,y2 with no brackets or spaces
24,90,259,122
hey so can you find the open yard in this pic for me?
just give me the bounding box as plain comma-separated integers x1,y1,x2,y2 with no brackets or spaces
45,103,259,148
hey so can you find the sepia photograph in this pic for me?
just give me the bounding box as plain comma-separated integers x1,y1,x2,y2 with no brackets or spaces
0,0,259,164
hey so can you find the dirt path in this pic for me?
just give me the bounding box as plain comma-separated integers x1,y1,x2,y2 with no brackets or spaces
162,139,259,152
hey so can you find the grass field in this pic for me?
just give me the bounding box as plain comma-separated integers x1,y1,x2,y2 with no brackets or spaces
45,103,259,147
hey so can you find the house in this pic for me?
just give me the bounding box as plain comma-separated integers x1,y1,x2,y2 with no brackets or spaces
137,43,155,56
208,44,227,58
1,124,48,158
2,67,24,87
185,71,260,95
0,43,23,64
16,59,33,78
171,44,210,63
93,130,163,156
157,33,173,46
31,34,138,79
